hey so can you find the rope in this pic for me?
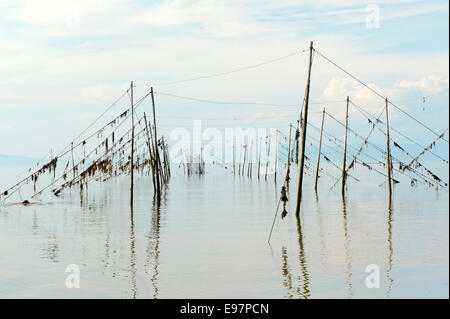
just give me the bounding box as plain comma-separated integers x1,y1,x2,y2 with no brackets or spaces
314,48,449,143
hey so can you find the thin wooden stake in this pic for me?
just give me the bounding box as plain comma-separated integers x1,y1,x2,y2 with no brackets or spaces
71,142,75,179
130,81,135,206
285,124,293,190
385,97,393,200
238,145,242,176
150,87,161,203
314,108,325,192
257,137,262,179
233,139,236,175
342,97,349,196
242,145,247,176
274,130,278,182
265,136,271,180
247,140,253,177
295,41,314,217
144,113,156,194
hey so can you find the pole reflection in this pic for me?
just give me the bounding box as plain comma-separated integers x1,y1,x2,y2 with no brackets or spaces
296,215,310,298
129,206,137,298
386,200,394,297
341,197,353,298
144,199,161,299
281,246,294,299
314,195,328,268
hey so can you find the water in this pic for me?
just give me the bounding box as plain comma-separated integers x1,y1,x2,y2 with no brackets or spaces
0,165,448,298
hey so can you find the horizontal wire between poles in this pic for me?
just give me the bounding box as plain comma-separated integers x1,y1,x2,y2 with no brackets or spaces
135,49,308,87
313,48,449,143
155,91,344,108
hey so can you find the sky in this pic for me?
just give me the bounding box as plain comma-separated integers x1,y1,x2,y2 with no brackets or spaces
0,0,449,162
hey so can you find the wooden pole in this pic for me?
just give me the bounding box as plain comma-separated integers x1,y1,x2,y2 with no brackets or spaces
385,98,392,200
295,41,314,217
286,124,292,190
314,107,325,192
238,145,242,176
295,126,299,164
274,130,278,182
233,139,235,175
257,137,262,179
247,140,253,177
287,124,292,168
71,142,75,179
144,113,156,194
242,145,247,176
342,97,349,196
130,81,135,206
150,87,161,203
265,136,271,180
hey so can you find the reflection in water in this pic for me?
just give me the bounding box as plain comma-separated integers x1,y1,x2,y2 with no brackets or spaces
41,234,59,263
296,215,310,298
314,196,328,269
129,206,137,299
342,197,353,298
281,246,294,299
279,215,310,299
386,201,394,298
145,200,161,299
0,169,446,298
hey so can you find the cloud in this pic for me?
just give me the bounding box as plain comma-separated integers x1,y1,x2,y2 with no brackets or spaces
320,77,388,116
0,0,448,156
394,75,449,94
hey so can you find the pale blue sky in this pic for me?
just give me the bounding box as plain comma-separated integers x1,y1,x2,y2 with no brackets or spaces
0,0,448,160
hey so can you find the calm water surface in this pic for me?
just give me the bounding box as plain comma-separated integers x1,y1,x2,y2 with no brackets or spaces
0,165,448,298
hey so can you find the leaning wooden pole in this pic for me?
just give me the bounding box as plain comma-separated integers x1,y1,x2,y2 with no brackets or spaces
385,97,393,200
295,41,314,217
341,96,349,196
314,107,325,192
130,81,135,206
144,113,156,194
150,87,161,203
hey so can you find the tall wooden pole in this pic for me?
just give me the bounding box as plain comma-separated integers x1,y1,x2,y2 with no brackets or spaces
151,87,161,203
130,81,135,206
341,96,349,196
295,41,314,217
144,113,156,194
385,98,392,200
314,107,325,192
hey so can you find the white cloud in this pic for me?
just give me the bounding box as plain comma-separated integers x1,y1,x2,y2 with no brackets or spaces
321,77,389,117
394,75,449,94
0,0,448,156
